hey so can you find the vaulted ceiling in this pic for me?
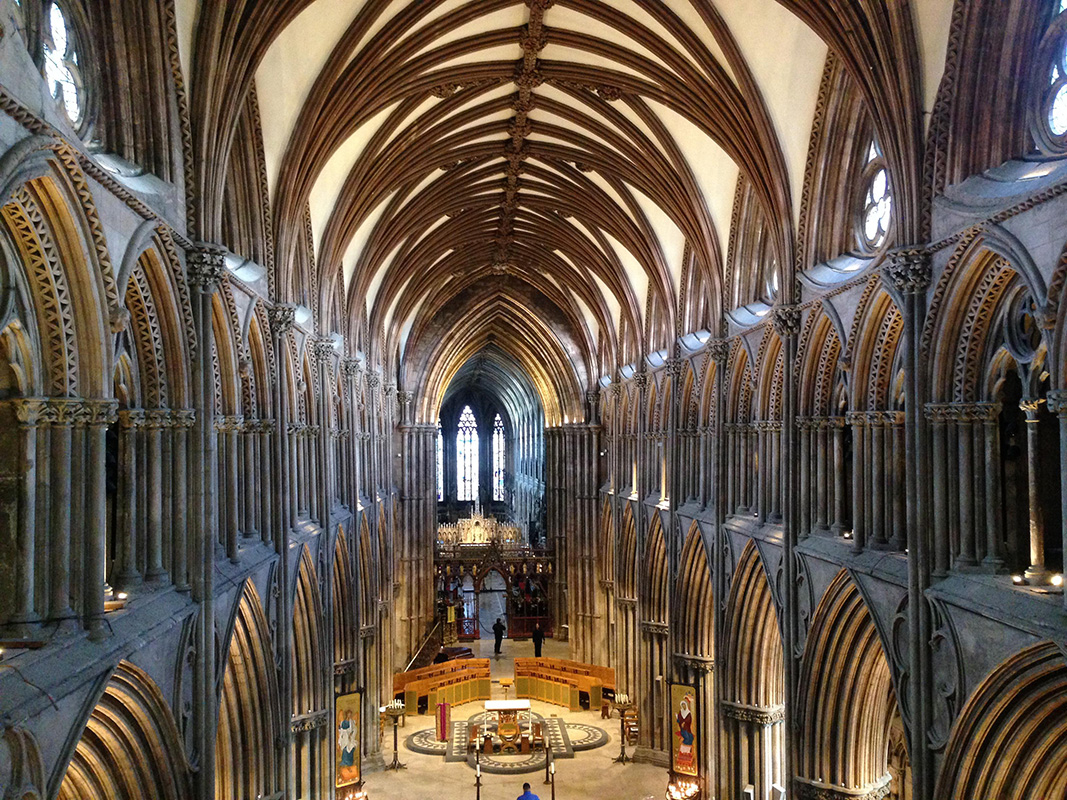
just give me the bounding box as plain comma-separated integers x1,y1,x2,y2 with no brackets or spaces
177,0,955,424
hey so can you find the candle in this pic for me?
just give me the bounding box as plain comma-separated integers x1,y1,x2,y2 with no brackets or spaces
476,764,481,777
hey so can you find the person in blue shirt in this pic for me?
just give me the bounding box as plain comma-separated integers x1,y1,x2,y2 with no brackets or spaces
517,781,540,800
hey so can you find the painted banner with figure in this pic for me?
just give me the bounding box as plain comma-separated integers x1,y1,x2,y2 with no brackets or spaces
336,692,361,787
671,683,698,777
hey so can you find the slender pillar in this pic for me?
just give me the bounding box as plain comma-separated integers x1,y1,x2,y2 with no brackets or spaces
926,406,950,576
870,414,888,549
890,414,906,551
798,420,810,536
173,412,193,591
815,419,828,531
1021,399,1049,581
1047,391,1067,609
848,412,866,550
981,403,1004,570
85,400,117,638
7,399,44,632
145,411,167,581
957,408,976,567
830,418,846,536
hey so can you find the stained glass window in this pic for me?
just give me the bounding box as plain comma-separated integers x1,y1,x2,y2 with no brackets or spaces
493,414,505,502
437,421,444,502
457,406,478,502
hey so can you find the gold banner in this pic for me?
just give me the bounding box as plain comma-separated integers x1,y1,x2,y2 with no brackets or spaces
671,683,698,777
336,691,361,787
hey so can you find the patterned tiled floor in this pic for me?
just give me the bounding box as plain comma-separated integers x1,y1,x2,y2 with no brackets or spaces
404,711,609,774
365,637,668,799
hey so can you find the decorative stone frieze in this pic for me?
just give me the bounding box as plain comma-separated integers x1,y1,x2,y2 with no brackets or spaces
720,700,785,725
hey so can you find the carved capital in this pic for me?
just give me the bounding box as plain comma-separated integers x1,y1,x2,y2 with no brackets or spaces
665,358,685,379
174,409,197,429
119,408,146,430
366,372,381,390
707,339,730,364
267,304,296,335
633,371,649,391
186,243,227,290
312,337,336,362
1020,398,1045,418
883,248,932,295
772,304,801,338
143,408,170,429
341,358,362,379
11,398,48,426
1047,390,1067,415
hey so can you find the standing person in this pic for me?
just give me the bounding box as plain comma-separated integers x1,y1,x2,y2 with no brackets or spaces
517,781,540,800
532,622,544,658
493,617,506,656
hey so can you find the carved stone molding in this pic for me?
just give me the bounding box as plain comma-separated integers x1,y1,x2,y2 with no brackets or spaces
290,710,329,733
720,700,784,725
708,339,730,364
639,620,669,637
1048,389,1067,415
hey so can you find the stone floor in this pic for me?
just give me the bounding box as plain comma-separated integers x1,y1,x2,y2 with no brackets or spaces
363,636,668,800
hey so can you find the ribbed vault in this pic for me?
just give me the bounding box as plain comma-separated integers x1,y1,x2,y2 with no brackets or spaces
178,0,954,413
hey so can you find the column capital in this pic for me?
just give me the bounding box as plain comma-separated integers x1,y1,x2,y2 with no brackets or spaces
771,304,801,338
1047,389,1067,414
143,408,170,429
632,371,649,391
366,372,381,390
173,409,197,428
664,357,686,378
9,397,48,425
311,337,337,362
707,339,730,364
341,358,363,379
118,408,146,429
186,243,227,290
720,700,785,725
267,304,297,335
883,247,932,294
1020,397,1045,418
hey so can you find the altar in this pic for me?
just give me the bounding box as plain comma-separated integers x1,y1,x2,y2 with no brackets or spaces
469,699,542,754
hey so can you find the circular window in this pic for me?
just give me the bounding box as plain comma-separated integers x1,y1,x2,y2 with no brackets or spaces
856,142,892,254
1033,5,1067,153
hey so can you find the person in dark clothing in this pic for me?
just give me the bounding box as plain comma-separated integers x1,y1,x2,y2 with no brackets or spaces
517,781,540,800
493,617,506,655
532,622,544,658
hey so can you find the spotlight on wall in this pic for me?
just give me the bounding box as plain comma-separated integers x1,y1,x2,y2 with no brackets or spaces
1011,574,1027,586
842,530,853,540
1053,574,1064,588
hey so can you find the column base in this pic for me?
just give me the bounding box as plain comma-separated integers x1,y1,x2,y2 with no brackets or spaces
631,746,670,767
980,556,1008,574
1025,564,1052,583
145,569,170,583
868,539,896,552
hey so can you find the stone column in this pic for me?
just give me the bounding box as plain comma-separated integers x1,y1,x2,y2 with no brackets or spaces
172,411,194,591
7,399,44,633
847,412,866,550
957,407,977,567
770,421,782,522
243,418,258,539
1021,399,1049,581
798,419,811,536
187,243,225,800
47,399,76,621
757,421,768,523
116,409,144,587
870,413,888,550
815,418,828,531
829,417,847,536
1047,391,1067,608
979,403,1004,570
83,400,117,638
144,410,168,581
925,405,950,575
890,412,907,551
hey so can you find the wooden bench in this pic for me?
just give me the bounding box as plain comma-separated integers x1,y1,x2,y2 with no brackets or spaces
513,658,616,711
393,659,491,714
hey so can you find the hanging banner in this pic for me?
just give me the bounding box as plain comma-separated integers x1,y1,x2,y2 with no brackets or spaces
671,683,698,777
336,691,362,787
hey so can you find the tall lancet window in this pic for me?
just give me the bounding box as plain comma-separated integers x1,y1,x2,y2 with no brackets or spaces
437,422,444,501
493,414,505,501
457,406,478,502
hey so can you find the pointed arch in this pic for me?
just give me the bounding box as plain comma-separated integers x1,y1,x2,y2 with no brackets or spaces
57,660,192,800
334,526,357,679
720,541,785,800
676,524,713,658
936,641,1067,798
216,581,282,800
794,570,905,798
292,545,326,715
